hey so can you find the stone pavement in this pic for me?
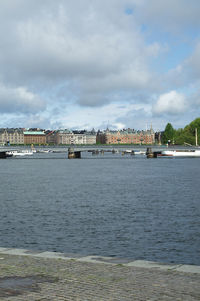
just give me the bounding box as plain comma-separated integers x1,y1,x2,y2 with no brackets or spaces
0,248,199,301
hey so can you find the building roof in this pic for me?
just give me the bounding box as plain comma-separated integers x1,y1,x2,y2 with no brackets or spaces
57,129,72,134
0,128,24,134
24,131,45,135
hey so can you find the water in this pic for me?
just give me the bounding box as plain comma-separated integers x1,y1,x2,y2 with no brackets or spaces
0,151,200,265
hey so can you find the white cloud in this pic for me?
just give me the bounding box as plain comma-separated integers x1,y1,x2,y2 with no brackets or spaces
0,0,161,109
56,102,152,130
152,91,188,116
0,84,46,113
111,122,126,130
0,0,199,130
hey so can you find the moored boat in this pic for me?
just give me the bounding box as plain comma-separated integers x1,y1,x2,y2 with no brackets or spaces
6,150,33,156
134,150,146,155
161,149,200,157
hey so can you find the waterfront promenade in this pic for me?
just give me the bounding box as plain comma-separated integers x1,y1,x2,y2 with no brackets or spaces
0,248,199,300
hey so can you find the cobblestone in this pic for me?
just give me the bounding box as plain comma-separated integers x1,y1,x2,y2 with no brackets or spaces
0,249,199,300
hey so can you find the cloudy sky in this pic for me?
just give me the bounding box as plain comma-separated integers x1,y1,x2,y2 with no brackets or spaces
0,0,199,131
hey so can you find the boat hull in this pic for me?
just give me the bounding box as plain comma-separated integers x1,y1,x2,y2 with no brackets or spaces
161,150,200,157
6,150,33,156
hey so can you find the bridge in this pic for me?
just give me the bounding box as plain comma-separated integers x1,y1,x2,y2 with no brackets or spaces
67,147,146,158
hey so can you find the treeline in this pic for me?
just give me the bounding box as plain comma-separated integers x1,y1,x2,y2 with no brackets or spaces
162,118,200,145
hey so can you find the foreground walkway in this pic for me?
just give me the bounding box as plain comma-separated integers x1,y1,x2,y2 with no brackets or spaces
0,248,199,301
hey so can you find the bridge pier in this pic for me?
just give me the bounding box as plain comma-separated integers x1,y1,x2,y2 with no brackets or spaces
146,148,160,158
68,147,81,159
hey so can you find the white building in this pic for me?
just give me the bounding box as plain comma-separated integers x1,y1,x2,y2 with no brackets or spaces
47,130,97,145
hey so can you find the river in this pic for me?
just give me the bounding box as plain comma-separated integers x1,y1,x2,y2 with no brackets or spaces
0,149,199,265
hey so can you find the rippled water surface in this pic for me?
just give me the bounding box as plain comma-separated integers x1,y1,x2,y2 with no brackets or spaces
0,151,200,264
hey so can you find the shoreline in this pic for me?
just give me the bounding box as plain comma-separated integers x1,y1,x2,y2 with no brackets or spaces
0,247,199,274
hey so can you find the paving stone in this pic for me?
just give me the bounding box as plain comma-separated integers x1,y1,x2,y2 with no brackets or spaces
0,248,199,300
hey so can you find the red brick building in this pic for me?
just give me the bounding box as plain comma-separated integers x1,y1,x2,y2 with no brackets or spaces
24,131,46,144
97,129,155,144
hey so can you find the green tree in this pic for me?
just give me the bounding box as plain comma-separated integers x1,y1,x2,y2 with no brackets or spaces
172,117,200,145
174,128,185,145
183,118,200,145
162,123,175,144
174,127,194,145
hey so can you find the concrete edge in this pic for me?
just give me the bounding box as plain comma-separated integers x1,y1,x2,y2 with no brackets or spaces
0,247,199,274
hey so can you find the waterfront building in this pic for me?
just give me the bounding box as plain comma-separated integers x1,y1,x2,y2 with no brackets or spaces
47,129,97,145
0,128,24,145
96,128,155,144
24,131,46,144
45,130,57,144
54,129,74,144
85,132,97,144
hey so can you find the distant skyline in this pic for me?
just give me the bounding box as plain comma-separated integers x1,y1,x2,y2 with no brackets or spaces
0,0,200,131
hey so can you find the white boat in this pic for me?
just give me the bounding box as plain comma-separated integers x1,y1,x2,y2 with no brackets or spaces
125,149,132,153
21,150,34,155
37,149,50,153
6,150,33,156
124,149,146,155
134,150,146,155
161,149,200,157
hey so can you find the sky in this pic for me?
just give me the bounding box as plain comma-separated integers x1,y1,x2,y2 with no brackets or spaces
0,0,200,131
